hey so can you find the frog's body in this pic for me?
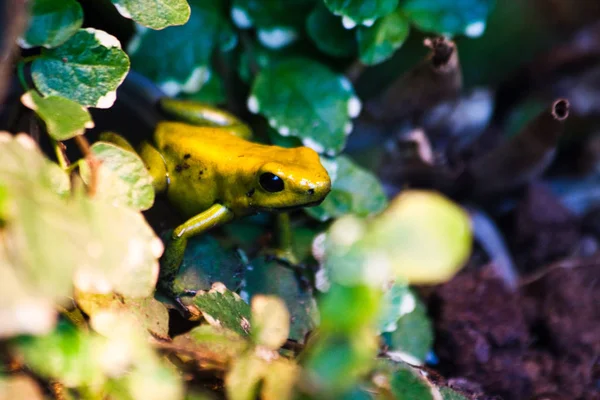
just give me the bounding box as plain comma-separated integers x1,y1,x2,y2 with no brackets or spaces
110,99,331,308
147,121,330,218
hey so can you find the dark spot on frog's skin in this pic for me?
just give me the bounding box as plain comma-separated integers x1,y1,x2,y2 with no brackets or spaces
184,153,191,159
182,163,190,169
175,165,183,172
308,188,315,195
246,188,255,197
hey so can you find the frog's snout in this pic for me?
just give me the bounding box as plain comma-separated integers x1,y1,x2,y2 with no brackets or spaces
308,174,332,200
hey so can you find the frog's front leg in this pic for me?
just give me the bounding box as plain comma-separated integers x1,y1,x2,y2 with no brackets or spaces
159,203,234,306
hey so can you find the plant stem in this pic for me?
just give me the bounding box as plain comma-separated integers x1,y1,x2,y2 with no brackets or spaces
74,135,100,197
52,139,70,169
16,61,28,91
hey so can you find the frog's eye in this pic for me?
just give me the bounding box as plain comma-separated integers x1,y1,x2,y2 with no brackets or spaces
259,172,284,192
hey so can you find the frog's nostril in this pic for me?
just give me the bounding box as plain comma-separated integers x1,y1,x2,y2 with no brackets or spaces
307,188,315,195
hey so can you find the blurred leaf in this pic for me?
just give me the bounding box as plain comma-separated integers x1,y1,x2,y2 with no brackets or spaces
377,284,414,333
249,59,360,155
191,283,252,337
261,358,299,400
390,365,435,399
245,257,318,342
324,191,471,287
225,353,268,400
128,0,236,97
357,10,410,65
251,295,290,349
231,0,315,29
18,0,83,49
0,375,44,400
20,91,93,140
181,71,226,105
324,0,399,27
32,28,130,109
306,3,356,57
319,284,382,333
382,297,433,363
401,0,495,37
81,142,155,211
303,329,378,394
111,0,190,30
440,387,470,400
14,321,105,387
305,155,387,221
173,235,244,294
172,325,249,368
75,291,169,338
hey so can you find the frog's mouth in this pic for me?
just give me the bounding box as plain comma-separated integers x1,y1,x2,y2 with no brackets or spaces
256,198,325,213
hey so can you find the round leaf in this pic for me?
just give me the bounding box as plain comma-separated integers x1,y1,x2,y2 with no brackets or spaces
82,142,155,211
401,0,494,37
231,0,315,29
324,0,399,27
191,282,252,337
251,295,290,349
249,58,361,155
21,91,93,140
111,0,191,30
305,155,388,221
128,0,236,97
32,28,130,108
357,10,410,65
306,3,356,58
18,0,83,49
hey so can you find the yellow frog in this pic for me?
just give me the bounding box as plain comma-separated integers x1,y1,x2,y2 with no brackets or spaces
104,98,331,307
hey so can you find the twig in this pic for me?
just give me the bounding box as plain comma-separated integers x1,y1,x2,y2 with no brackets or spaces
518,255,600,286
74,135,100,197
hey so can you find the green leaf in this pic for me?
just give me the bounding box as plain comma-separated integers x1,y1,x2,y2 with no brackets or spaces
20,91,93,140
319,284,382,333
305,155,388,221
324,191,471,287
231,0,316,29
32,28,130,108
81,142,155,211
261,358,299,400
128,0,236,97
382,296,433,363
173,235,244,294
306,3,356,58
18,0,83,49
390,365,435,400
191,283,252,337
357,10,410,65
172,325,249,368
324,0,399,27
245,257,318,342
75,292,170,339
401,0,495,37
251,295,290,349
249,58,361,155
377,284,414,333
225,353,268,400
180,71,226,105
111,0,191,30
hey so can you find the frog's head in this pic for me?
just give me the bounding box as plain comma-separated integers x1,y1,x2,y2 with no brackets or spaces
251,146,331,212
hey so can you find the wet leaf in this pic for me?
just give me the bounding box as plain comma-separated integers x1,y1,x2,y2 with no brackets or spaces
324,0,399,27
357,9,410,65
245,257,318,342
250,59,361,155
111,0,190,30
390,365,435,399
401,0,494,37
18,0,83,49
305,155,387,221
306,3,356,57
128,0,236,97
191,283,252,337
377,284,414,333
383,297,433,363
251,295,290,349
32,28,130,108
20,91,93,140
174,235,244,294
